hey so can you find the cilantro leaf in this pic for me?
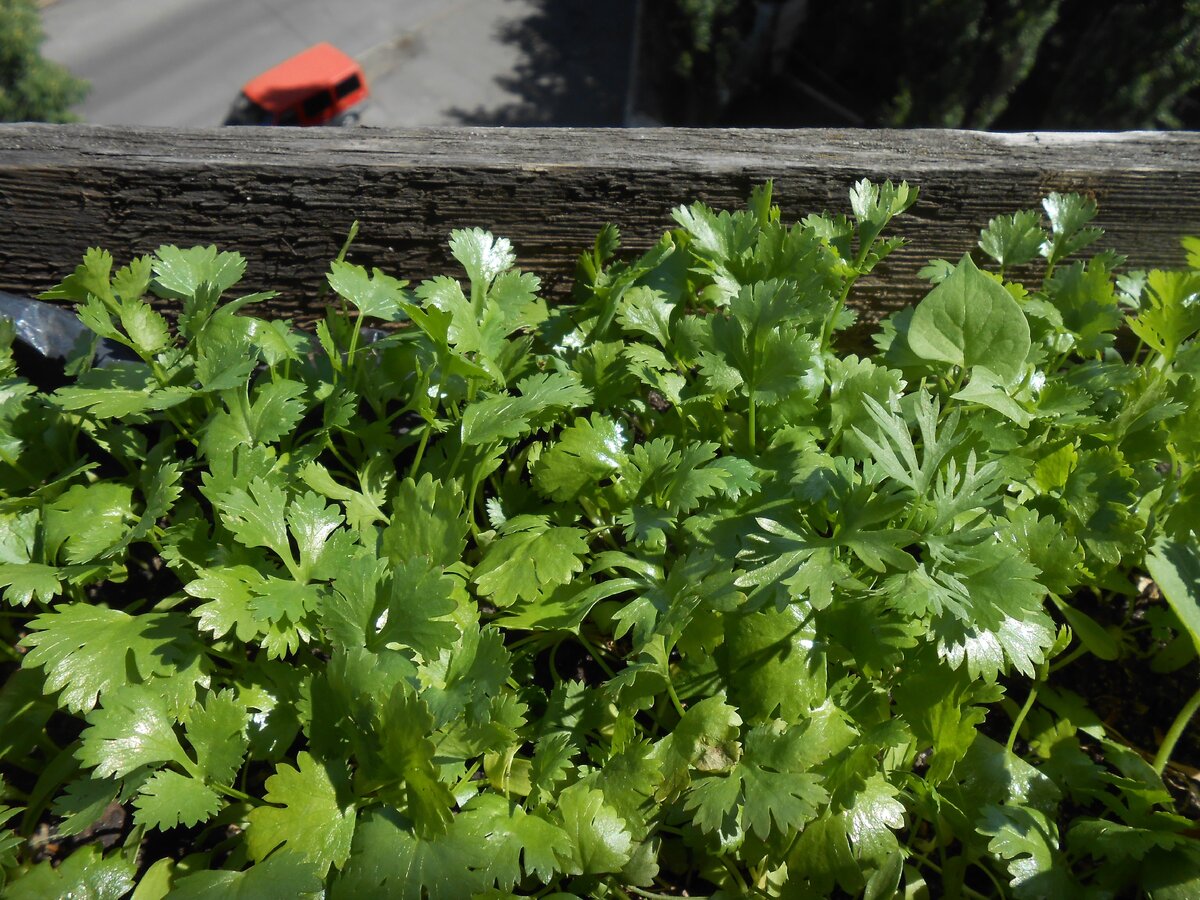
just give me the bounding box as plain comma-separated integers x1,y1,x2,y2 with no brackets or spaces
458,794,572,888
1146,536,1200,655
327,261,407,321
186,689,249,784
77,686,188,778
843,774,906,862
21,606,205,714
331,807,487,900
979,209,1046,270
152,244,246,299
617,286,675,346
381,475,469,569
377,686,456,836
328,552,459,658
4,844,135,900
43,481,133,564
1042,192,1102,266
52,363,191,418
1127,269,1200,362
460,372,591,445
287,491,351,582
132,770,221,830
40,247,116,305
422,626,511,730
721,605,827,721
554,784,634,875
202,379,307,455
0,562,65,607
978,805,1073,899
472,518,588,607
166,853,325,900
656,694,743,797
1045,258,1123,356
119,295,170,356
449,228,516,287
187,565,268,643
533,413,628,501
247,751,356,876
215,476,291,564
685,724,827,841
301,460,388,535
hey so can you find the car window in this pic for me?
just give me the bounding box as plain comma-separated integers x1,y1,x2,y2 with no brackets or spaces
334,74,362,100
303,91,333,118
225,94,272,126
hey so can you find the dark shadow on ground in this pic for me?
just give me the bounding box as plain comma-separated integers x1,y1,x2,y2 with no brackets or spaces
446,0,637,126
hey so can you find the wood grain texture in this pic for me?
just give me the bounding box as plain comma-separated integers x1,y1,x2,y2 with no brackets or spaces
2,125,1200,324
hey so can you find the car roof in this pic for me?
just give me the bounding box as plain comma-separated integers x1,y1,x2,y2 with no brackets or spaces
241,43,363,111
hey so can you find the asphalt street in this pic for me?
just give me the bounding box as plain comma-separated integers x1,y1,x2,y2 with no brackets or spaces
39,0,636,127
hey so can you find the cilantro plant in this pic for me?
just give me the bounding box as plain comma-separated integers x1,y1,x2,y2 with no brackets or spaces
1,181,1199,899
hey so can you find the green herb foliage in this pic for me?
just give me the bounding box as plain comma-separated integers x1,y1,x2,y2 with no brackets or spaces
1,182,1199,898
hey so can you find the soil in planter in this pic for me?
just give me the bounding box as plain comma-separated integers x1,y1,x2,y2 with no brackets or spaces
1051,584,1200,819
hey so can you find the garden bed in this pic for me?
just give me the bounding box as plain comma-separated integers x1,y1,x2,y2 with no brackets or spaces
0,127,1199,898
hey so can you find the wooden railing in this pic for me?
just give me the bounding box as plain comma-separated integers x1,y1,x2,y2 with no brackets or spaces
2,126,1199,322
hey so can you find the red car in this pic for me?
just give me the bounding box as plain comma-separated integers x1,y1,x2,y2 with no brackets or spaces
225,43,369,127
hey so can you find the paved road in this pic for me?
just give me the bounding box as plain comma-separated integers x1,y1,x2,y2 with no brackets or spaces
40,0,634,127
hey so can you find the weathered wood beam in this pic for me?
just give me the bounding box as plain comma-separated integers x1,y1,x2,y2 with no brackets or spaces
2,126,1199,323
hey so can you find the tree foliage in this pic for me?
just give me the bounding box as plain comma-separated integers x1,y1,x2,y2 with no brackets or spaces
658,0,1200,129
0,0,87,123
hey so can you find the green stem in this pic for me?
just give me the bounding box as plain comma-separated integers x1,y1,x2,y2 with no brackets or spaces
575,631,616,679
407,424,432,479
161,405,200,448
624,886,706,900
324,436,355,474
1048,643,1089,674
1006,664,1047,754
504,633,554,653
447,440,468,479
665,678,686,718
747,396,756,455
746,322,767,454
465,472,483,539
548,637,565,686
906,849,999,900
0,445,36,482
450,760,482,797
820,274,858,353
212,782,262,806
336,221,360,263
717,856,750,893
470,278,485,320
347,315,364,369
1153,684,1200,775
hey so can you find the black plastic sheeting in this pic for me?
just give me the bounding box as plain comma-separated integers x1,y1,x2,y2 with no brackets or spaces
0,291,392,378
0,290,135,368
